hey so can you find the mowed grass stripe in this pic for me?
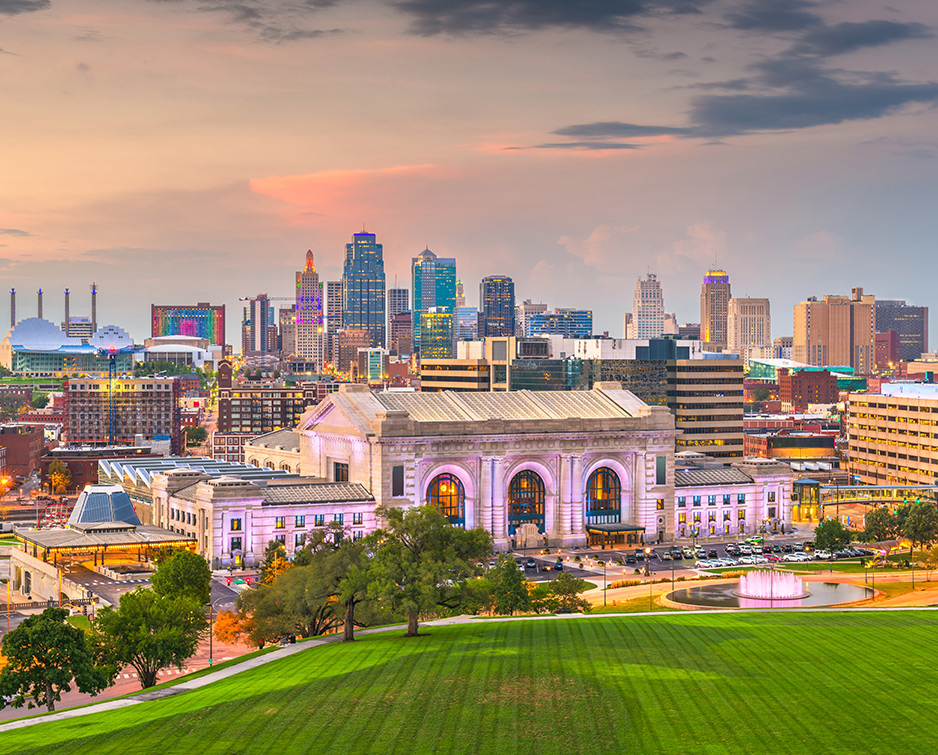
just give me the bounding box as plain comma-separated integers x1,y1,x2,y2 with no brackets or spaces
7,613,938,754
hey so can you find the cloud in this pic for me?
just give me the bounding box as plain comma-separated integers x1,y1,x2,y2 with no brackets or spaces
0,228,33,237
670,221,725,265
789,20,932,57
553,122,691,138
558,224,639,273
724,0,821,33
526,141,644,151
0,0,49,15
394,0,716,36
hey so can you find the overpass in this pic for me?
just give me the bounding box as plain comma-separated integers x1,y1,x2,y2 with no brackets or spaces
792,479,938,524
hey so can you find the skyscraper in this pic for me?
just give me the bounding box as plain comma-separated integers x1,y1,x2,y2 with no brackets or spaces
295,250,325,368
411,247,456,354
454,280,466,307
632,273,665,339
517,299,548,337
727,298,771,358
455,306,479,341
420,307,454,359
700,269,731,350
279,305,297,357
388,287,409,320
875,300,929,362
342,231,387,347
241,295,272,354
479,275,515,338
793,288,875,371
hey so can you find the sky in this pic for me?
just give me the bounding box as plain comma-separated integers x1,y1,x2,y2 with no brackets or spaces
2,0,937,346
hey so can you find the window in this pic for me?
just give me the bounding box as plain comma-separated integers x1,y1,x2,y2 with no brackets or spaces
274,534,286,545
693,496,701,507
274,516,285,529
333,513,344,525
723,510,731,521
585,468,621,524
230,517,242,532
708,511,715,522
677,497,686,508
768,491,776,503
230,536,242,552
693,512,701,523
314,514,325,527
723,494,731,505
353,512,363,525
656,499,664,511
708,495,716,506
334,462,349,482
295,515,305,528
354,530,364,540
507,470,545,536
768,506,777,519
737,494,746,504
738,510,746,519
428,474,466,526
678,512,686,524
656,456,667,485
295,533,305,548
392,465,405,497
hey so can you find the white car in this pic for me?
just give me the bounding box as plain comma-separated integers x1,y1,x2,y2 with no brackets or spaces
752,556,768,565
739,545,753,555
815,550,832,560
782,554,802,562
717,558,737,567
738,555,755,565
694,560,714,569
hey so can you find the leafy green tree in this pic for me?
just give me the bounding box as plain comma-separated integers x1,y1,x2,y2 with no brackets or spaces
0,394,27,422
185,426,208,445
334,537,374,642
751,387,771,403
94,588,207,689
151,549,212,606
30,392,49,409
863,506,899,543
0,608,115,712
458,577,496,616
491,555,529,615
528,582,558,614
902,503,938,554
369,504,493,636
549,572,592,613
814,518,851,552
234,587,292,648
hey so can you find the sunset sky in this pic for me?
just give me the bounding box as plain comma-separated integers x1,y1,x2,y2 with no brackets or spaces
2,0,937,344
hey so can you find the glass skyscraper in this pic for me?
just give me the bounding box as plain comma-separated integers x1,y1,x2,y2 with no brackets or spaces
412,247,456,354
480,275,515,337
343,231,387,347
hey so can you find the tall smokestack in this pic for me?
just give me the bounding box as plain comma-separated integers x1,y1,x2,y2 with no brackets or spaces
64,288,70,335
91,281,97,333
37,288,43,319
10,288,14,329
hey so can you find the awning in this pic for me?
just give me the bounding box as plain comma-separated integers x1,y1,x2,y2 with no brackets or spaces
586,523,646,534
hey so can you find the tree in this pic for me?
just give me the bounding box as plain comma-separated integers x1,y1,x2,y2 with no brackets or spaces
213,609,249,644
369,504,493,637
814,518,851,552
491,555,529,615
185,426,208,445
0,394,27,422
0,608,114,712
863,506,899,543
902,503,938,554
549,572,592,613
30,392,49,409
47,459,72,494
458,577,496,616
151,549,212,606
259,540,289,584
751,387,771,404
94,588,207,689
528,582,557,614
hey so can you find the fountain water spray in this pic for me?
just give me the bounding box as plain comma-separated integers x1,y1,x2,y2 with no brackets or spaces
735,570,809,600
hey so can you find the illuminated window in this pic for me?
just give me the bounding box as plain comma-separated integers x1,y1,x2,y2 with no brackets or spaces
427,473,465,526
274,516,285,529
508,470,545,536
656,499,665,511
230,517,242,532
230,536,242,552
313,514,325,527
295,515,305,528
585,467,621,524
768,491,776,503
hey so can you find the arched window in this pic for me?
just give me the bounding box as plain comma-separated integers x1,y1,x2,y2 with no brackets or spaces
280,463,291,472
585,467,621,524
427,473,465,526
508,470,545,535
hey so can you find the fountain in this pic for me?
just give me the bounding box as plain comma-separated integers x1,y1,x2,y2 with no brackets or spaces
734,570,809,601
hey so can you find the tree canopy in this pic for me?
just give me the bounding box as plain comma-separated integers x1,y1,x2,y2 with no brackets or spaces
151,549,213,606
491,555,530,616
814,518,851,552
862,506,899,543
0,608,114,711
901,503,938,553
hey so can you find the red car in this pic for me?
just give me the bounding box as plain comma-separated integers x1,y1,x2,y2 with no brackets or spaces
763,554,781,562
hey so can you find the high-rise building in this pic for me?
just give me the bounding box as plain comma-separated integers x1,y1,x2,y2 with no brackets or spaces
479,275,515,338
632,274,665,339
337,329,371,374
793,288,874,372
241,295,273,354
279,305,297,357
151,303,225,346
518,300,548,337
324,280,343,367
295,250,325,368
419,308,454,359
528,309,592,338
388,287,409,321
455,306,479,341
454,280,466,308
668,357,744,458
389,311,413,356
727,298,771,359
342,231,386,347
700,270,731,350
773,336,793,360
411,247,456,354
875,300,928,362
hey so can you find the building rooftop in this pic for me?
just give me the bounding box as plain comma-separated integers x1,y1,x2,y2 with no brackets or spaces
69,484,141,527
879,383,938,400
3,317,91,353
675,466,754,487
98,456,299,488
245,428,301,452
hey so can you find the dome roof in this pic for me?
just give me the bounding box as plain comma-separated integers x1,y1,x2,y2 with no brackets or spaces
5,317,84,351
89,325,134,352
69,484,141,526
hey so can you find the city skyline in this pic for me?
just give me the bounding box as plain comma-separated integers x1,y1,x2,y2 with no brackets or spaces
2,1,938,342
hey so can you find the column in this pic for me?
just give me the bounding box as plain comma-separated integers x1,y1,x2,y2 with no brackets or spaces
571,455,584,537
559,454,573,538
491,457,506,544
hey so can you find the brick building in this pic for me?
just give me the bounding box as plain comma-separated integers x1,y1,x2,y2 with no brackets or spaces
0,424,44,480
777,369,839,412
216,361,316,435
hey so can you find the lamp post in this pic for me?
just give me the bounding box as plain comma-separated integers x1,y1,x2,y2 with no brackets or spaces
208,603,214,667
645,546,652,611
603,559,607,607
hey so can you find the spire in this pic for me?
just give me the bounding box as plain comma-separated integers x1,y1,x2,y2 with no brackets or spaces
305,249,316,273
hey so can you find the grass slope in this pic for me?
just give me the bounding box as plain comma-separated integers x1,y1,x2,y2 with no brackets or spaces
3,612,938,754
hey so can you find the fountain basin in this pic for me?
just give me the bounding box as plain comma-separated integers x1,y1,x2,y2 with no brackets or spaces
666,580,873,609
733,570,809,600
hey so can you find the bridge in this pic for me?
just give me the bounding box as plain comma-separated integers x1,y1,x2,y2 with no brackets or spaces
792,479,938,524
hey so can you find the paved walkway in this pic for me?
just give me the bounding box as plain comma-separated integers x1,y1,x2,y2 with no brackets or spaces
3,604,938,733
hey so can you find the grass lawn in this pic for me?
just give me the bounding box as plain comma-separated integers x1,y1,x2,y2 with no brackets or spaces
5,612,938,754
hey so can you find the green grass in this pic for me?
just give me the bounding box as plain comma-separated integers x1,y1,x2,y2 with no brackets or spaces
5,612,938,754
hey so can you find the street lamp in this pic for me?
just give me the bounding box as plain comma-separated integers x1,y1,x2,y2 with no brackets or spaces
603,559,607,607
644,546,652,610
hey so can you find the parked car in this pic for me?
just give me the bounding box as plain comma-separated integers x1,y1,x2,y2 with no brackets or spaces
682,546,694,558
670,548,684,560
634,550,645,561
662,551,673,561
707,549,718,558
625,553,636,564
782,554,801,562
525,558,536,569
772,544,783,553
782,544,793,553
763,554,781,562
815,550,832,560
738,556,755,565
739,545,753,555
694,560,713,569
554,561,564,572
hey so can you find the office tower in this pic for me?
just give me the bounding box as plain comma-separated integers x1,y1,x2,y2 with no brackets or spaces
342,231,386,347
727,298,771,358
295,250,325,368
455,280,466,308
419,308,454,359
455,307,479,341
389,311,413,355
337,329,371,373
773,336,793,360
700,269,731,349
388,287,409,320
479,275,515,338
793,288,874,372
668,357,744,458
875,300,928,362
279,305,297,357
632,273,665,339
411,247,456,354
324,280,343,365
679,323,701,340
151,303,226,345
241,295,272,354
528,309,592,338
517,299,548,337
874,331,899,371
